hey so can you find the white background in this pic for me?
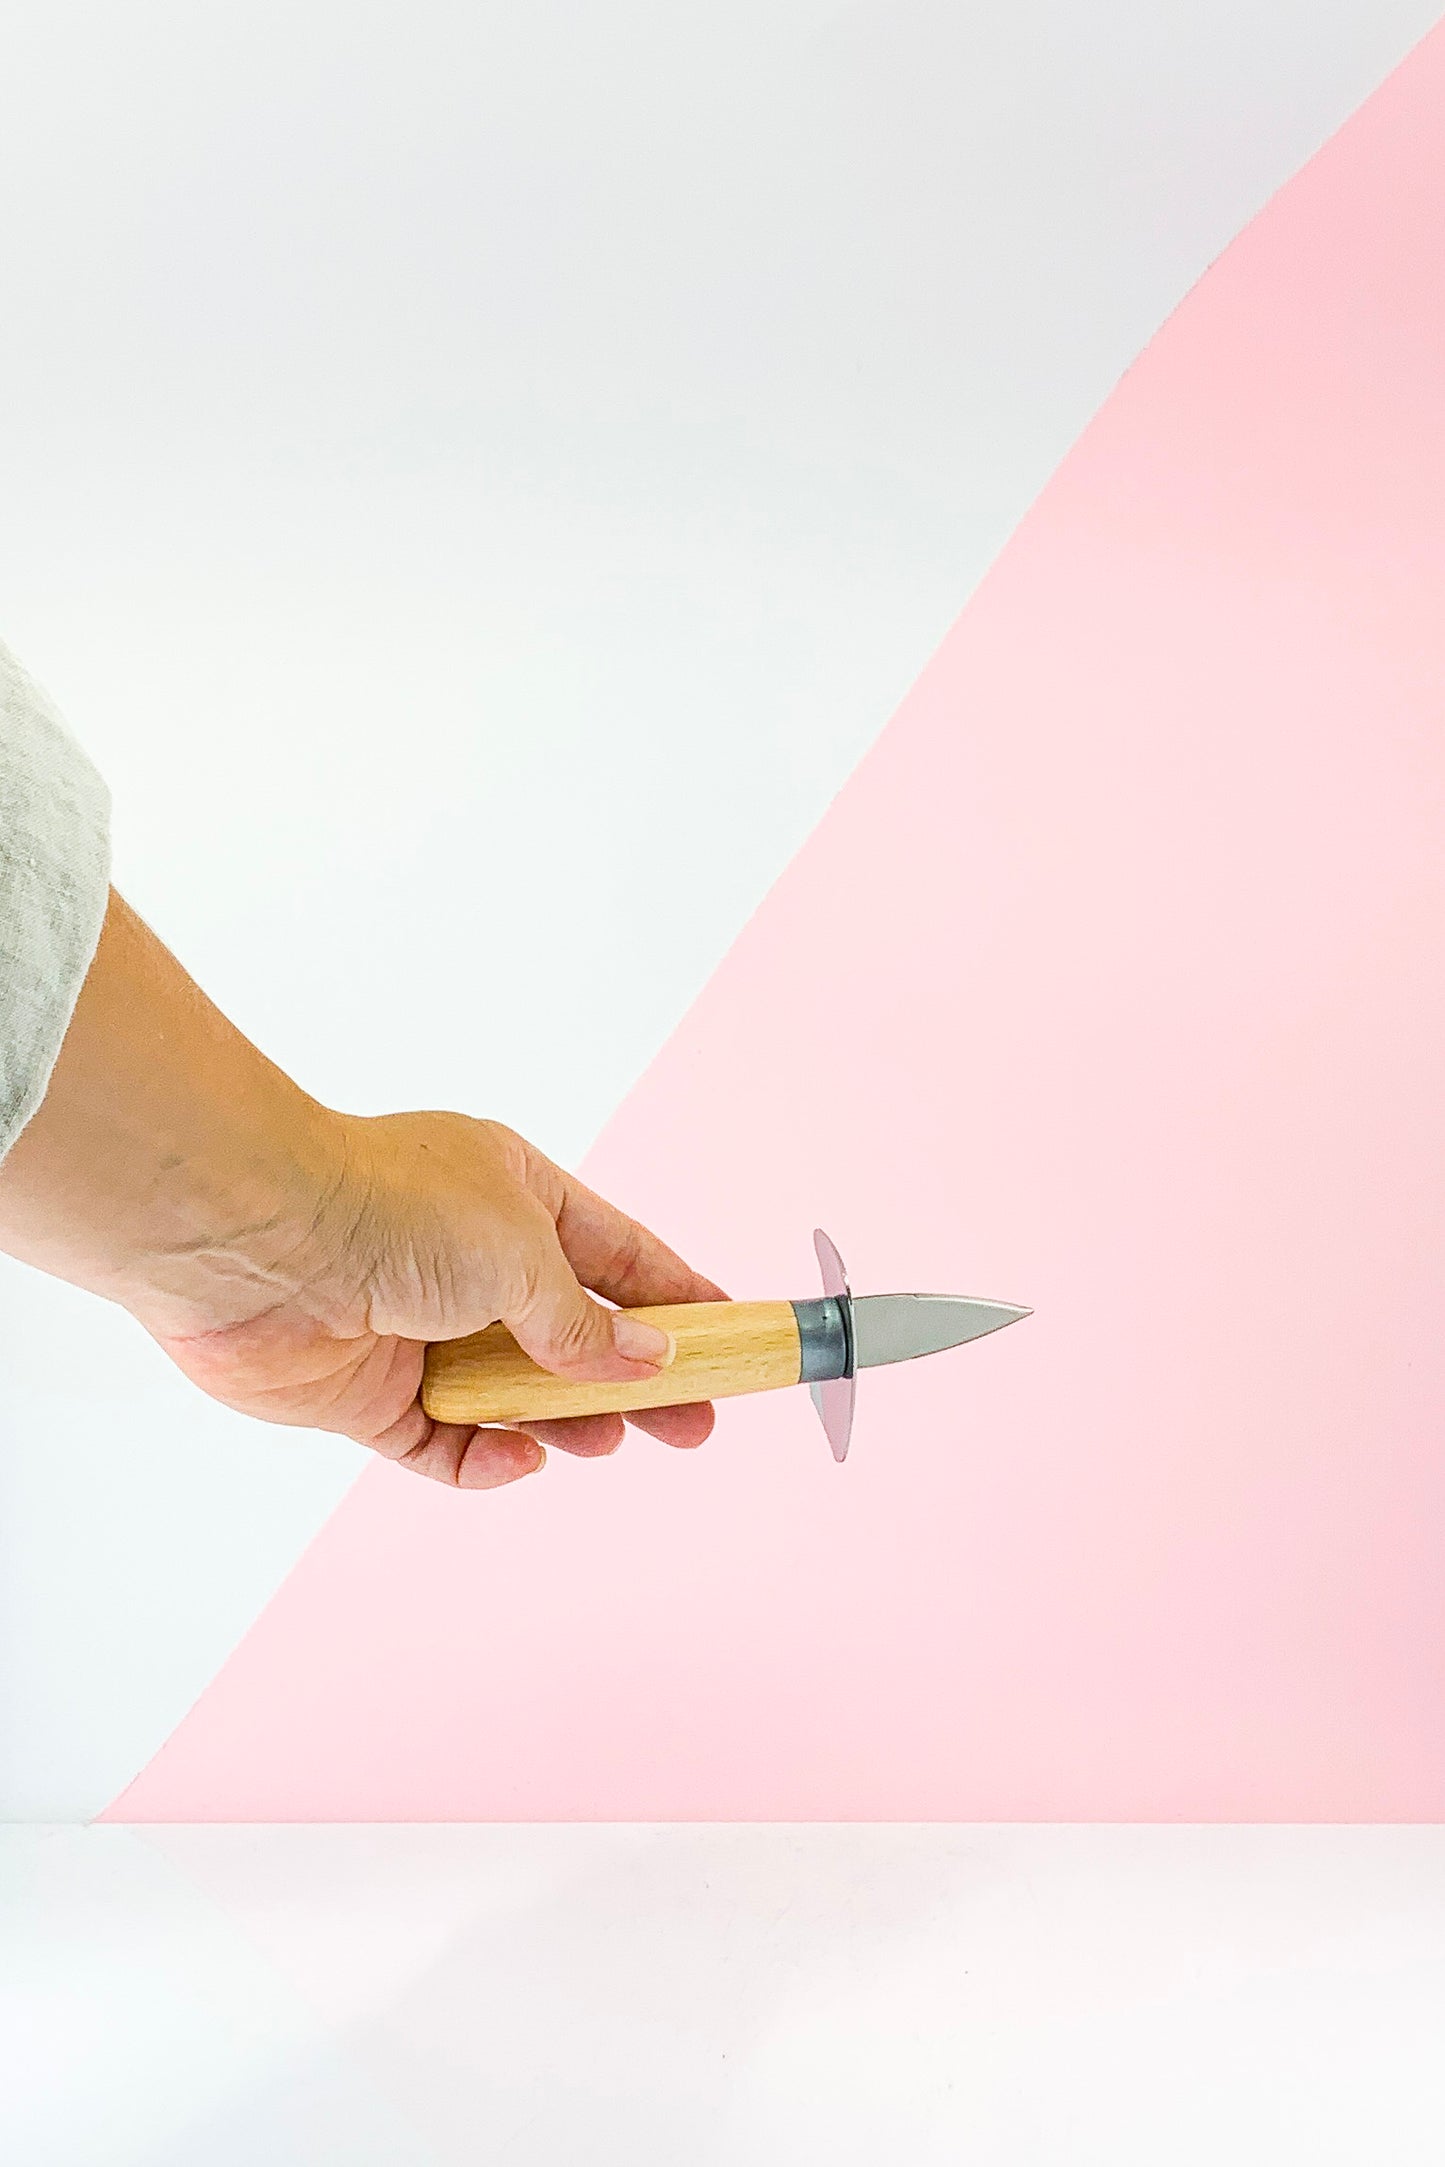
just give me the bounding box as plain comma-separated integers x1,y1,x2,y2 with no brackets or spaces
7,1825,1445,2163
1,0,1440,1815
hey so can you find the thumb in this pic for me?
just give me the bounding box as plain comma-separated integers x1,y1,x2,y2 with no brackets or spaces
502,1208,675,1382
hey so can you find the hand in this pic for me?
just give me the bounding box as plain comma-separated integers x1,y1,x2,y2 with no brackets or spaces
142,1110,729,1490
0,889,725,1491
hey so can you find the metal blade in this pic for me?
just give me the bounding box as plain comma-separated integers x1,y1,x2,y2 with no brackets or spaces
852,1293,1032,1370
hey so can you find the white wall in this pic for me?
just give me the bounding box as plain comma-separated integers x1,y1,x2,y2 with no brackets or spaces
2,0,1438,1817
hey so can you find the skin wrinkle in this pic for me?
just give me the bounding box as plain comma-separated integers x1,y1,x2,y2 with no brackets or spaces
0,887,725,1489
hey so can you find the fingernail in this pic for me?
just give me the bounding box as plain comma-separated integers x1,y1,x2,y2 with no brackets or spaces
524,1440,546,1473
611,1314,675,1367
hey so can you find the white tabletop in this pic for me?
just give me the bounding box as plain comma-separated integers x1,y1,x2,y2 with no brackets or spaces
7,1824,1445,2164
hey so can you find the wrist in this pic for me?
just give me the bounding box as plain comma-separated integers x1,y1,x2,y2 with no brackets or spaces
117,1086,356,1340
0,888,357,1339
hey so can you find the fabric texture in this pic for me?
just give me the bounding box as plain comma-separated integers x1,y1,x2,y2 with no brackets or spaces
0,638,112,1163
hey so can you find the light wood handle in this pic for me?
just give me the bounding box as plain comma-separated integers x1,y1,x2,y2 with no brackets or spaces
420,1300,803,1426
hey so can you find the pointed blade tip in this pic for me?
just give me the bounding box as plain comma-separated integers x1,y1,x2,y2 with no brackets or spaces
852,1292,1033,1367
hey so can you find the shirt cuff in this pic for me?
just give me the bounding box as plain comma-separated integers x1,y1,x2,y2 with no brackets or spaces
0,638,113,1163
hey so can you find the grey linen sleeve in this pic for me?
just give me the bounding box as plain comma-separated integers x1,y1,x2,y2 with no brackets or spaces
0,637,112,1164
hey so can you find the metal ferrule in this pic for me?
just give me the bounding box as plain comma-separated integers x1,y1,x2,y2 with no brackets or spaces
790,1295,853,1384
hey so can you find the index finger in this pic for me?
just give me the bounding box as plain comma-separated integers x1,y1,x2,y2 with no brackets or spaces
542,1164,729,1310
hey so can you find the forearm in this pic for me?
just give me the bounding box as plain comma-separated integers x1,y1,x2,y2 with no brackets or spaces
0,887,346,1336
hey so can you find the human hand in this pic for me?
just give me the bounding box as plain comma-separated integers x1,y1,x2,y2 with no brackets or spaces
142,1110,728,1490
0,889,723,1490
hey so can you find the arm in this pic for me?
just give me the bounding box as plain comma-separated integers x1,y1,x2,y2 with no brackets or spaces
0,887,344,1333
0,888,724,1487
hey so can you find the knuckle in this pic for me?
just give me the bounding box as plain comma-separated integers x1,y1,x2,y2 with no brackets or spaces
606,1218,647,1286
544,1302,607,1371
479,1120,534,1187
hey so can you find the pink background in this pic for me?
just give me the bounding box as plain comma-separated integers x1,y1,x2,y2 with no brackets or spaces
109,23,1445,1821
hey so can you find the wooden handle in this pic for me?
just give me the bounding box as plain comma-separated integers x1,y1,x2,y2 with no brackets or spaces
420,1300,802,1426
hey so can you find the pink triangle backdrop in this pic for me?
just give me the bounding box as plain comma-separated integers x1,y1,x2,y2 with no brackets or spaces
109,25,1445,1821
